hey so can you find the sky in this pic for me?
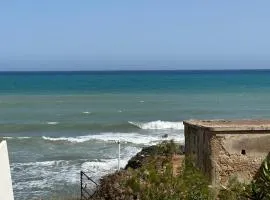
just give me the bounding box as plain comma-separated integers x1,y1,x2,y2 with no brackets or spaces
1,1,270,70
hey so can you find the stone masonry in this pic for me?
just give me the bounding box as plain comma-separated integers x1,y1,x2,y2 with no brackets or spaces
183,119,270,186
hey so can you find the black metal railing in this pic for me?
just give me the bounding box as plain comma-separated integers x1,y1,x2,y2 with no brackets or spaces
80,171,98,200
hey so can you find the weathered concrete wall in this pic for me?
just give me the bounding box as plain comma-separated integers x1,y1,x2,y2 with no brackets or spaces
0,140,14,200
212,133,270,185
184,125,213,181
185,121,270,186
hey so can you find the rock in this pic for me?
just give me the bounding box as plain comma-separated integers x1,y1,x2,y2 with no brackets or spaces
91,142,184,200
162,134,168,138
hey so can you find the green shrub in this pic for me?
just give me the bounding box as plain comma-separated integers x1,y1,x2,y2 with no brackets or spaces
217,177,246,200
244,157,270,200
218,156,270,200
92,141,270,200
124,155,213,200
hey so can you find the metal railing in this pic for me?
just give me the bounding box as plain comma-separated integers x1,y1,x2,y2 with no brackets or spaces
80,141,121,199
80,171,98,200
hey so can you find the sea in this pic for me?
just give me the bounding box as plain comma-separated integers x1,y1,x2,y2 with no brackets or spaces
0,70,270,199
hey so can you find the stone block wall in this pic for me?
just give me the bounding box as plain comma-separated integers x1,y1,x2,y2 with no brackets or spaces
211,133,270,185
184,125,213,182
184,120,270,186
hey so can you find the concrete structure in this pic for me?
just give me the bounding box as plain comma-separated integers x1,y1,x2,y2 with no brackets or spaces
0,140,14,200
183,119,270,186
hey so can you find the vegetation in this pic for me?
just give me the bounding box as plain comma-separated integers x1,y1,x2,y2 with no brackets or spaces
114,140,213,200
90,141,270,200
218,156,270,200
217,177,246,200
123,158,213,200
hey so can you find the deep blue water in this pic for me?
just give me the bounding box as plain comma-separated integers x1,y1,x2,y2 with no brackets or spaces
0,70,270,94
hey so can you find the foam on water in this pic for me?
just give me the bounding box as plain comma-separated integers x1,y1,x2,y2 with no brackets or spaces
3,136,31,139
81,146,141,180
9,129,184,199
13,160,68,167
11,146,142,199
11,160,79,199
46,121,59,125
42,132,184,145
128,120,184,130
3,136,13,139
42,136,91,143
82,111,91,114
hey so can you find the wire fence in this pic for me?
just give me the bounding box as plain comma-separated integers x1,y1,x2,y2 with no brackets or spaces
80,171,97,200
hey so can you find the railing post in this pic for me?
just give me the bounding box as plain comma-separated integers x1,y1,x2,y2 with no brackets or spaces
80,171,83,200
118,140,120,170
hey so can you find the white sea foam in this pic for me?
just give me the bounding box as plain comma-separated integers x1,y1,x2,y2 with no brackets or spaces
42,136,92,143
42,133,157,144
11,146,142,197
13,160,68,167
128,120,184,130
2,136,13,139
11,134,184,198
82,111,91,114
81,159,128,180
42,132,184,145
11,160,78,195
81,146,141,179
17,136,31,139
2,136,31,139
46,121,59,125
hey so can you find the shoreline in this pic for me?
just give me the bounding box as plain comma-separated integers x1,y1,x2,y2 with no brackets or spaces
89,141,184,200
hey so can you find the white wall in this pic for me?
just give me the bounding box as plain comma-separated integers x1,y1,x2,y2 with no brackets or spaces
0,140,14,200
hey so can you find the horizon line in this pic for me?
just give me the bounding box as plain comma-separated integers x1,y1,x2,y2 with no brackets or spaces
0,68,270,73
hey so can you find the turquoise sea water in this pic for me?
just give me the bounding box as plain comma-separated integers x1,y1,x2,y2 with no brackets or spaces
1,70,270,199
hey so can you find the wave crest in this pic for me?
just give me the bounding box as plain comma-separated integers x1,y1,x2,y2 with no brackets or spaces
42,132,184,145
128,120,184,130
3,136,31,140
46,121,59,125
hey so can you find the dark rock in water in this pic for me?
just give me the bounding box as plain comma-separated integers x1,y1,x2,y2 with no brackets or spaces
162,134,168,138
124,146,155,169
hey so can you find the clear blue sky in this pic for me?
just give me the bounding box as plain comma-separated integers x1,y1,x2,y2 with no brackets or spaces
1,1,270,70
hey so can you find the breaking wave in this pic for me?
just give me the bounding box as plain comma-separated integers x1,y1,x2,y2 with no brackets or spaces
82,146,141,179
3,136,31,140
46,121,59,125
82,111,91,114
42,132,184,145
11,146,142,199
128,120,184,130
0,120,184,133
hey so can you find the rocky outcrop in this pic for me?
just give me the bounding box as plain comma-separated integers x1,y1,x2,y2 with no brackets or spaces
91,142,184,200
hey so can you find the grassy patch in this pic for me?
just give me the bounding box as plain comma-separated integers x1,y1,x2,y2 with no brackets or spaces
91,141,270,200
122,141,213,200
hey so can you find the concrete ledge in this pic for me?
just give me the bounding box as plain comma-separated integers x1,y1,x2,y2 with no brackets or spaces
183,119,270,132
184,119,270,186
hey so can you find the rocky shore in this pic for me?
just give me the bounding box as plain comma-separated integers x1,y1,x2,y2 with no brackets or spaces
90,141,184,200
